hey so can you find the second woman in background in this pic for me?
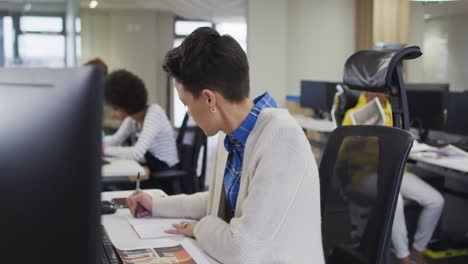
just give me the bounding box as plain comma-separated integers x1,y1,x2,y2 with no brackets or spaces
103,69,179,177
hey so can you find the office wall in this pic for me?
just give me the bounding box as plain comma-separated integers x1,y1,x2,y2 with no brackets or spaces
445,14,468,91
247,0,288,105
407,2,425,83
247,0,356,106
156,12,174,119
422,17,449,85
287,0,355,96
81,9,174,108
409,8,468,91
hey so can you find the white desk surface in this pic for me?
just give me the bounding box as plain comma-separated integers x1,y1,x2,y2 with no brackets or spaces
102,158,145,178
101,190,219,264
409,152,468,173
409,143,468,173
293,114,335,132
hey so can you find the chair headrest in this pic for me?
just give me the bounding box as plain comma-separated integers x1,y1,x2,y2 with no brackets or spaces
343,46,422,94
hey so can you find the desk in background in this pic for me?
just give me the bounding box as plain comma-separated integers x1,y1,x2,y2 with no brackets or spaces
293,114,335,163
293,114,335,132
409,151,468,184
408,144,468,238
102,159,145,183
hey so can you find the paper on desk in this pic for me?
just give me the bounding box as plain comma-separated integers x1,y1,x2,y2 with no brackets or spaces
436,145,468,158
411,143,468,158
411,141,437,153
128,217,190,239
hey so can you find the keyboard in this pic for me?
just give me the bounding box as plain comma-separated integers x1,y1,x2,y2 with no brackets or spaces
101,226,123,264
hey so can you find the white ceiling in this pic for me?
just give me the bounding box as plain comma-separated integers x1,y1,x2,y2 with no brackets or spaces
1,0,465,23
79,0,246,23
0,0,245,22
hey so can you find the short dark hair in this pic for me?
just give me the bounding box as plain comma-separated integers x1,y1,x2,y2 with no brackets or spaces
162,27,249,102
105,69,148,114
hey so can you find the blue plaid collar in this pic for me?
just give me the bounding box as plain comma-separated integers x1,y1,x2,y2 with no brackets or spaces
224,92,277,155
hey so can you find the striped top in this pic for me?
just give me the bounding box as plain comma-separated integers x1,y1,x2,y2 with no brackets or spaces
104,104,179,167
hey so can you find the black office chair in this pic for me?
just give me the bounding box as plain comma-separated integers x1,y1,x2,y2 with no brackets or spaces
150,113,207,195
320,126,414,264
320,46,422,263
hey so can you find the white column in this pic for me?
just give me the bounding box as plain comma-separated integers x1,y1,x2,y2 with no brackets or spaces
247,0,288,106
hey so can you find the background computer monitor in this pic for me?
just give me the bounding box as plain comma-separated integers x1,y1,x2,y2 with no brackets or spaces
446,91,468,135
0,68,103,263
300,80,338,117
405,83,449,139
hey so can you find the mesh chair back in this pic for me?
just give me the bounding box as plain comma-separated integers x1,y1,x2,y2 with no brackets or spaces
320,125,414,263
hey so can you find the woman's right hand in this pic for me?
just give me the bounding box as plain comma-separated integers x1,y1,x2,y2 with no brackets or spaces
126,191,152,218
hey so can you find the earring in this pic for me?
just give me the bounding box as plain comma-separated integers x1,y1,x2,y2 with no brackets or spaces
210,107,216,113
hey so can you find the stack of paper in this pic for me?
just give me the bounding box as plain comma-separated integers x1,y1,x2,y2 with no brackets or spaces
411,143,468,159
411,141,437,153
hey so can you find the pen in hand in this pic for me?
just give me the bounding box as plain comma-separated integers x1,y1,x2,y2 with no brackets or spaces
134,172,142,217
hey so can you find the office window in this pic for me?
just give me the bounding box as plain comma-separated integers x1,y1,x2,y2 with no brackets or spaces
172,34,189,127
175,20,212,36
3,16,15,66
18,34,65,67
216,22,247,52
76,17,81,61
0,14,66,68
171,19,214,128
20,16,63,32
173,37,184,48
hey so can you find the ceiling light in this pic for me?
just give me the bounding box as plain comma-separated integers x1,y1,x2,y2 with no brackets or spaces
89,0,98,9
23,3,32,12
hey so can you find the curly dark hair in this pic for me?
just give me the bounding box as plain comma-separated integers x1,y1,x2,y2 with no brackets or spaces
104,69,148,114
162,27,249,102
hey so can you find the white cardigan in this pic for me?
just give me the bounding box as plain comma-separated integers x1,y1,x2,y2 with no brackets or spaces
151,108,324,264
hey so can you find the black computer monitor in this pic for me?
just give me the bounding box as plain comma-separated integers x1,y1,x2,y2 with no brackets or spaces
446,91,468,135
405,83,449,139
300,80,338,117
0,67,103,263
